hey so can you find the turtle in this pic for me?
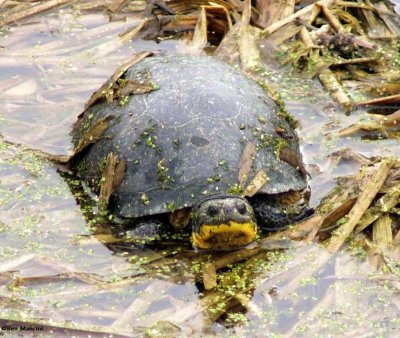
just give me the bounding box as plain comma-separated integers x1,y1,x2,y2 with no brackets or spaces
70,53,311,250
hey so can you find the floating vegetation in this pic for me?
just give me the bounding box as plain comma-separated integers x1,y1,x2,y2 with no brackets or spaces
141,193,150,206
157,158,174,184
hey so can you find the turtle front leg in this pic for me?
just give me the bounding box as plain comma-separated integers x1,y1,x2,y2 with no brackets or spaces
249,196,314,232
125,217,168,244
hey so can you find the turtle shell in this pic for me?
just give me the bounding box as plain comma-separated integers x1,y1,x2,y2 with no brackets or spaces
71,54,307,219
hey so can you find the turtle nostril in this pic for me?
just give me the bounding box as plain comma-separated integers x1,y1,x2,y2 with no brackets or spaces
207,205,219,217
236,202,247,215
224,205,234,215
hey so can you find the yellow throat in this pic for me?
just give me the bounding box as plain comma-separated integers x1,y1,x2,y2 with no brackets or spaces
191,221,257,250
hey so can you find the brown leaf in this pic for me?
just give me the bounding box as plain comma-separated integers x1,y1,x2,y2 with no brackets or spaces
113,159,126,190
84,51,153,110
73,115,115,156
320,198,357,230
119,79,156,96
279,147,309,179
99,153,120,211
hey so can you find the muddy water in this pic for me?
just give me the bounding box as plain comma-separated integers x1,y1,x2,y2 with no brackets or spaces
1,7,400,338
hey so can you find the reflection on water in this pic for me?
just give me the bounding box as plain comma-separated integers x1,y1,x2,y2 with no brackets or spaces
0,10,177,155
1,6,400,337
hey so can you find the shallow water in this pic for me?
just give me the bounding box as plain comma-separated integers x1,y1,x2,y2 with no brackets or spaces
1,5,400,337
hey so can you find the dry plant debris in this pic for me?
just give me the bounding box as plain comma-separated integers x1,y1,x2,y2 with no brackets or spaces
257,0,400,111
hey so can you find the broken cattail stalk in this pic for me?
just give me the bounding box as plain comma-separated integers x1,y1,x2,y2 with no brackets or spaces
191,6,208,49
262,0,334,36
355,181,400,233
318,67,353,112
309,3,322,25
320,4,374,48
320,4,344,31
373,213,393,249
325,160,392,253
239,0,262,71
330,57,376,66
284,214,324,241
265,22,302,45
299,26,315,48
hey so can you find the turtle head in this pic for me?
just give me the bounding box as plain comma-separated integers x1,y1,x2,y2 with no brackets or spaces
191,195,257,250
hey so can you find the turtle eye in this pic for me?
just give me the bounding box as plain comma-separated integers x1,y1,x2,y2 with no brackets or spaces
236,202,247,215
207,205,219,217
